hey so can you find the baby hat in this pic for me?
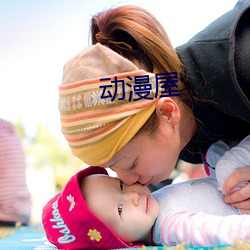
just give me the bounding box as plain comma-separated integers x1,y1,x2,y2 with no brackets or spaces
42,166,141,249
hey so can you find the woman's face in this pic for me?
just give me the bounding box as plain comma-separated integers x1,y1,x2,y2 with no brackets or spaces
100,115,182,185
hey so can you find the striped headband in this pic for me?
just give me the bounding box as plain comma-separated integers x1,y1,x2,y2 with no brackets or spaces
59,43,159,165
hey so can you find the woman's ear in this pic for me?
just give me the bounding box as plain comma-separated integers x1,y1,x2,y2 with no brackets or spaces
156,97,180,126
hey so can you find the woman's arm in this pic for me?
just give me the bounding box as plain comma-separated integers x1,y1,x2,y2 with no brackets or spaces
214,135,250,212
223,166,250,213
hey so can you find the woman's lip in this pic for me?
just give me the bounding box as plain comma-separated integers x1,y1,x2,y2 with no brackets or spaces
143,177,154,186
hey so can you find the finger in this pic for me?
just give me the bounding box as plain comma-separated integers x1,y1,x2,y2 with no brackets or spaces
222,167,250,194
240,209,250,215
224,184,250,204
227,198,250,211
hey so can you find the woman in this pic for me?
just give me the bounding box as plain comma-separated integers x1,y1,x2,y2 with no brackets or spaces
59,1,250,211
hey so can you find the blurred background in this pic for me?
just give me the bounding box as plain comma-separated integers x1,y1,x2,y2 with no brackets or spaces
0,0,238,223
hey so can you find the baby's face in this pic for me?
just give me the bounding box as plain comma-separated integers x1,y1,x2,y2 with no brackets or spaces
84,175,160,244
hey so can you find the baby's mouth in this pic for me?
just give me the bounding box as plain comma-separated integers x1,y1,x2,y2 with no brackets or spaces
146,196,149,213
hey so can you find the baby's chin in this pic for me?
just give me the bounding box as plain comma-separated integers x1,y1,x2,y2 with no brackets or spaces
147,196,160,221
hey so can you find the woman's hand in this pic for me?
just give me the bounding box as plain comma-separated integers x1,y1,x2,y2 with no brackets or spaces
223,166,250,214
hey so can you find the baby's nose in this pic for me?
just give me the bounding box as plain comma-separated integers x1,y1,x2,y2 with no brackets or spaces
126,191,140,206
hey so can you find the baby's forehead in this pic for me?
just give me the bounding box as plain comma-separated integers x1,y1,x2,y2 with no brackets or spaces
85,173,117,180
82,174,120,185
80,174,119,199
82,175,121,200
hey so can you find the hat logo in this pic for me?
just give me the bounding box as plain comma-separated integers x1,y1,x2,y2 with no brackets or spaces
50,200,76,244
88,229,102,242
67,194,76,211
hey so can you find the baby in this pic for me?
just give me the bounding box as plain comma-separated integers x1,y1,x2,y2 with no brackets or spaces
42,135,250,249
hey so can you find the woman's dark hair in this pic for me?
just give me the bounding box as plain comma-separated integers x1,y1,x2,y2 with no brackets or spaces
90,5,195,136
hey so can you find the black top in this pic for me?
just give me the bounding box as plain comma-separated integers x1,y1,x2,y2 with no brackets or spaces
176,0,250,164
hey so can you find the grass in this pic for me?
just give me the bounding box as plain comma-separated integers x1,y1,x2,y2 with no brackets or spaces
1,226,250,250
138,241,250,250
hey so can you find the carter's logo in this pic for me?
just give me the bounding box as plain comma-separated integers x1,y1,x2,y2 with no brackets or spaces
50,200,76,244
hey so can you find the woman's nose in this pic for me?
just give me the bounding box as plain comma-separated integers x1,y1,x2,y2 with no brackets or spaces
112,168,140,185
